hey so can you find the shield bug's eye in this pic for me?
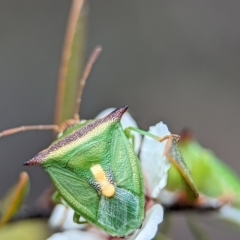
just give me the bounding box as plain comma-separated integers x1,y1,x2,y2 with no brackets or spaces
90,164,116,198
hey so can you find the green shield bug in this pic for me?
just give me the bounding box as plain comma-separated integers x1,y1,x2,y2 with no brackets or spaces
23,106,187,237
24,106,145,237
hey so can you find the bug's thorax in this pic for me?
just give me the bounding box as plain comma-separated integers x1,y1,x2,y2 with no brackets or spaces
25,106,128,166
91,164,115,197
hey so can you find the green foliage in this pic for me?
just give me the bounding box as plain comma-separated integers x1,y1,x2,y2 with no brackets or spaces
166,131,240,207
166,138,199,200
0,172,29,228
0,219,52,240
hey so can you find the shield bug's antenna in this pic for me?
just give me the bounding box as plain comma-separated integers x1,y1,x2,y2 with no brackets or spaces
73,46,102,121
0,47,102,139
0,125,59,139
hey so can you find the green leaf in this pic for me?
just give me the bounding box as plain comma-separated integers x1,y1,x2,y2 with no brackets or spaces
168,129,240,207
0,172,30,227
0,219,52,240
166,139,199,200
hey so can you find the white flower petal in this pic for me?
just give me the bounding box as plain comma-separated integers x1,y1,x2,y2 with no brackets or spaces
158,189,179,206
96,108,141,154
49,204,86,230
218,205,240,224
140,122,171,199
128,204,164,240
47,230,100,240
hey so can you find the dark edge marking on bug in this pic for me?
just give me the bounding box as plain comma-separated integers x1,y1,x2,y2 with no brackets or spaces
23,106,128,166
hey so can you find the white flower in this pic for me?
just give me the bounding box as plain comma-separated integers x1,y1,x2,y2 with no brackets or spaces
96,108,141,154
140,122,171,199
48,205,164,240
218,205,240,225
128,204,164,240
47,229,102,240
48,204,86,230
48,205,108,240
158,189,179,206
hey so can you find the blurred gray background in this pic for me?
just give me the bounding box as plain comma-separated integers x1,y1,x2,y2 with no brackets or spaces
0,0,240,239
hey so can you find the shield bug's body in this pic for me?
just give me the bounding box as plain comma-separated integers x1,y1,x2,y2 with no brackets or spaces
25,106,145,237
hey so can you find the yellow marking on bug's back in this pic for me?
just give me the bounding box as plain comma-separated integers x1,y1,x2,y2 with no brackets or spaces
90,164,115,197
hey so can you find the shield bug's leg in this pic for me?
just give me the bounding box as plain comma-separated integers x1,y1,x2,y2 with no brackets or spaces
125,127,199,199
124,129,136,148
0,125,59,139
164,136,199,199
124,127,180,143
52,191,62,204
73,212,87,224
73,212,81,223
